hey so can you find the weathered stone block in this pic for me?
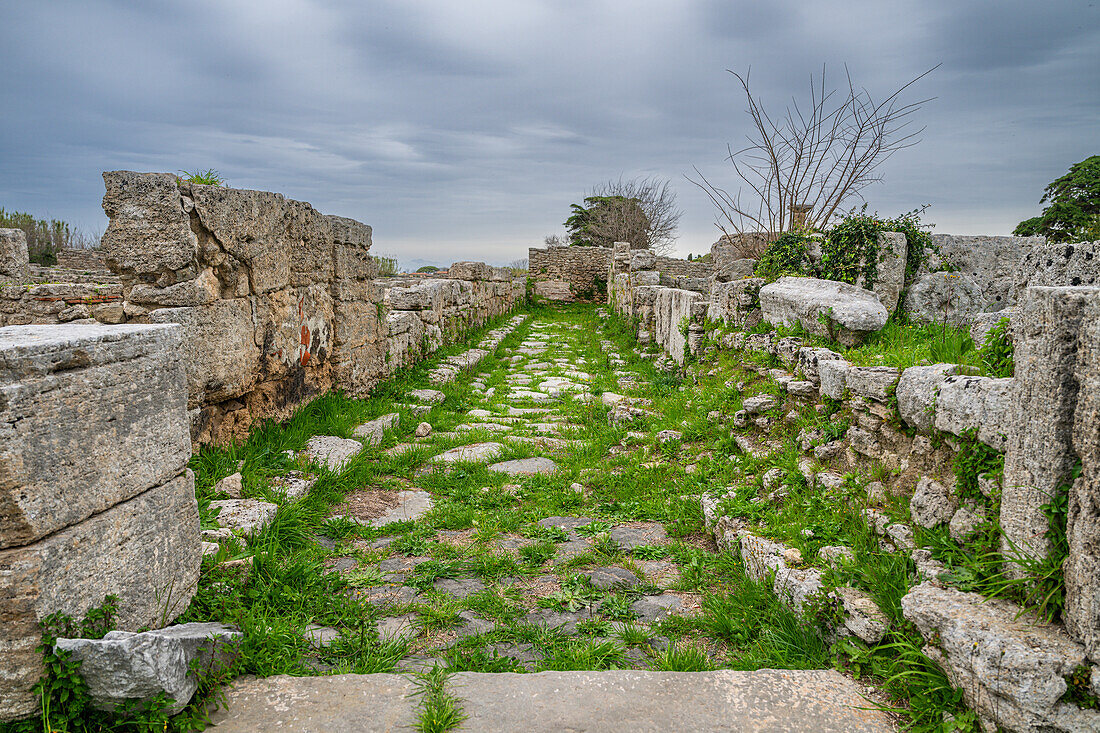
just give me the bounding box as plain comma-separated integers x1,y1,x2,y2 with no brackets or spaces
1015,239,1100,298
931,234,1042,311
903,271,983,326
845,366,900,403
128,267,221,306
895,363,958,434
630,250,656,271
101,171,198,278
902,581,1099,732
535,280,572,301
934,374,1014,449
759,277,888,346
0,471,200,721
1067,309,1100,660
0,324,190,547
1002,286,1100,567
818,358,851,400
855,232,906,314
0,229,29,282
449,261,491,281
56,622,241,715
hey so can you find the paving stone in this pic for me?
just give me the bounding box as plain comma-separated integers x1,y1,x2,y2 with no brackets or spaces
303,624,340,649
522,607,594,635
377,613,419,641
631,594,684,623
610,523,668,549
430,442,504,464
363,490,433,527
538,516,595,536
409,388,445,404
489,457,559,476
432,577,486,598
355,585,419,608
302,435,362,472
582,566,641,590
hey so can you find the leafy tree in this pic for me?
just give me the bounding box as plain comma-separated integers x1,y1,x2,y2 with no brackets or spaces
416,265,440,273
565,195,650,248
563,176,681,252
1014,156,1100,242
0,207,88,266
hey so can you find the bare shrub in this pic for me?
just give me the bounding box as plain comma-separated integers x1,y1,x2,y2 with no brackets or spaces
690,65,936,242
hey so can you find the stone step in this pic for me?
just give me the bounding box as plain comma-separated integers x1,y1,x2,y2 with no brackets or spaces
208,670,895,732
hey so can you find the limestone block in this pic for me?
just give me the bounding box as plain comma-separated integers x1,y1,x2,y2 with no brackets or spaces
903,271,983,326
325,214,372,248
1015,239,1100,298
1002,287,1100,567
931,234,1041,311
251,284,334,375
630,250,657,271
895,363,958,434
1067,309,1100,659
835,586,888,644
934,374,1014,449
794,346,843,384
0,228,29,282
708,278,765,327
188,184,331,292
902,582,1099,732
101,171,198,277
855,232,906,314
56,623,242,715
390,281,445,310
449,261,492,281
909,477,958,528
128,267,221,306
845,366,900,403
817,358,851,400
489,267,511,282
970,308,1014,346
632,270,660,287
654,288,703,364
759,276,888,346
149,299,260,407
712,258,757,282
0,471,200,721
353,412,400,446
0,324,190,547
535,280,572,301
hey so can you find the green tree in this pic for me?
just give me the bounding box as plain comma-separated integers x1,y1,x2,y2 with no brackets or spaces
1014,155,1100,243
565,195,650,248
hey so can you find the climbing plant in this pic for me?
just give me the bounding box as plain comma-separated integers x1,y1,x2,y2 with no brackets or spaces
753,229,813,281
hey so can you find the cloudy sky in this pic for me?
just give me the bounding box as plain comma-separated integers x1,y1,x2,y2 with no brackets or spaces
1,1,1097,268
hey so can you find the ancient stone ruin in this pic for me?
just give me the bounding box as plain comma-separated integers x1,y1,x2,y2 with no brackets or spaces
3,173,1100,732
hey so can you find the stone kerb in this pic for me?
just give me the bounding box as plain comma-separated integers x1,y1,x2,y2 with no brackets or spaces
0,323,200,721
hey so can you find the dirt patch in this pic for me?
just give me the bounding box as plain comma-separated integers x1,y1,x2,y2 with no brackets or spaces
507,574,563,608
330,489,401,522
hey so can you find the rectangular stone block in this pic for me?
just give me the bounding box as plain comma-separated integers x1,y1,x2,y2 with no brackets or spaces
101,171,198,277
846,366,900,403
449,261,491,281
0,471,200,721
0,324,190,548
149,299,260,408
1067,310,1100,660
1002,286,1100,567
934,374,1014,449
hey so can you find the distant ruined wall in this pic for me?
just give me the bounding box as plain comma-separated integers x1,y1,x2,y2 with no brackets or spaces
100,171,523,445
528,244,613,301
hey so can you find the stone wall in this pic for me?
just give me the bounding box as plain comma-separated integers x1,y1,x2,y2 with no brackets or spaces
98,171,523,445
0,324,199,720
656,281,1100,732
528,243,613,301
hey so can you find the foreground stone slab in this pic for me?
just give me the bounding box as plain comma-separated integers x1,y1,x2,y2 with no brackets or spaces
759,276,888,346
302,435,362,472
56,623,241,715
0,471,200,720
447,669,894,732
208,674,419,732
364,490,433,527
0,323,190,548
